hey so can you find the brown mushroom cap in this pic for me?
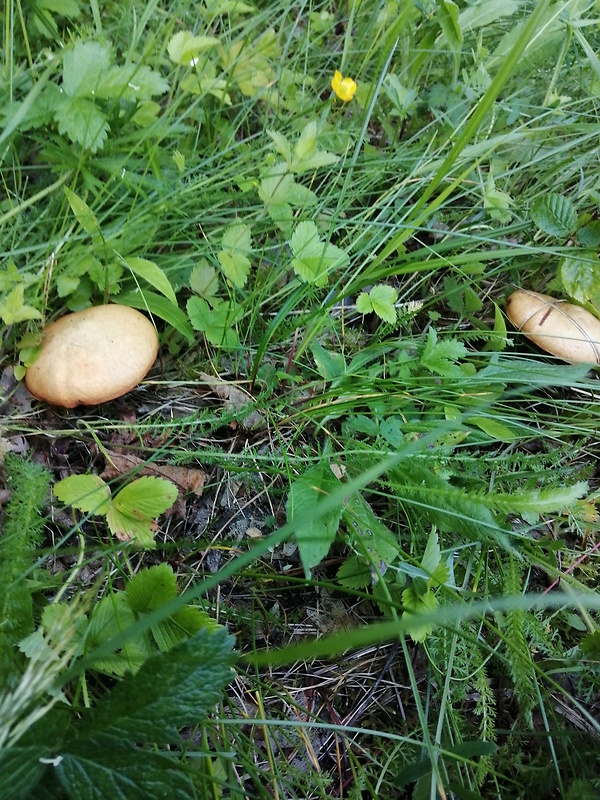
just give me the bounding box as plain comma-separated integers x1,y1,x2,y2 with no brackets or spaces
25,305,159,407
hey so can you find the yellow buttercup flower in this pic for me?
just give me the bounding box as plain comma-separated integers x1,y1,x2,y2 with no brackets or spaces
331,70,357,102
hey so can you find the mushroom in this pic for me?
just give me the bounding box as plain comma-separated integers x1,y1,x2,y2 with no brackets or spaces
25,305,159,407
506,289,600,364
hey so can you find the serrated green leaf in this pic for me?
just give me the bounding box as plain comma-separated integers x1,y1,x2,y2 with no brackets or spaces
113,477,178,520
218,250,251,288
121,256,177,305
186,296,241,347
368,284,398,324
355,292,374,315
62,41,112,97
53,474,111,516
531,193,577,238
86,593,149,676
560,250,600,312
64,187,101,236
57,746,194,800
126,563,177,612
420,327,467,377
287,465,344,576
0,284,42,324
105,505,158,547
74,626,236,742
402,585,438,642
336,555,372,589
189,260,220,302
96,64,169,102
290,221,349,287
54,95,110,152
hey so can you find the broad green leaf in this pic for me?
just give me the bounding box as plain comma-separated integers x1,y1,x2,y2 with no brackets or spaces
341,491,400,567
62,41,112,97
115,290,195,342
468,416,517,441
57,747,194,800
96,64,169,102
336,555,372,589
292,120,338,173
531,193,577,238
0,747,48,799
402,585,438,642
576,220,600,248
368,284,398,323
121,256,177,305
54,95,110,152
290,221,349,287
379,416,404,447
105,505,157,547
310,340,346,381
53,474,111,516
222,222,252,255
86,593,149,677
560,250,600,312
186,296,241,347
218,250,251,288
189,260,220,302
458,0,518,32
287,465,344,576
72,627,236,742
438,0,462,52
0,284,42,324
126,563,177,612
167,31,220,65
113,476,178,520
64,187,101,236
355,292,374,315
421,528,442,577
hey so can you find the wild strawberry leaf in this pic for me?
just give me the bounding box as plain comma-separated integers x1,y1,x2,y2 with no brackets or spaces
112,477,178,520
62,40,112,97
53,474,111,516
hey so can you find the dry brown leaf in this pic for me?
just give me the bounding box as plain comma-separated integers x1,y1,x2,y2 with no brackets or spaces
100,450,206,496
200,371,264,430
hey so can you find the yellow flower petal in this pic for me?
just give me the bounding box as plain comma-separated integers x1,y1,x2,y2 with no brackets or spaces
331,70,357,102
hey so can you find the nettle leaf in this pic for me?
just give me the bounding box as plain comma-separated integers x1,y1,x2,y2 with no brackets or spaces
167,30,220,65
290,221,349,287
287,465,344,576
531,193,577,238
62,40,112,97
72,626,236,743
53,474,111,516
189,260,220,303
356,285,397,323
560,250,600,312
54,95,109,152
0,284,42,324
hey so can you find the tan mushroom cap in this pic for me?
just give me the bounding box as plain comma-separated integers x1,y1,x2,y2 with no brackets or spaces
25,305,159,407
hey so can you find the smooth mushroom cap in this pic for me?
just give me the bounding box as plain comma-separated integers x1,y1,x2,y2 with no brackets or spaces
25,305,159,407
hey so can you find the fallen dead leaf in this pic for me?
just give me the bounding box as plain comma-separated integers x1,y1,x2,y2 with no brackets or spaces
100,450,206,496
200,372,264,430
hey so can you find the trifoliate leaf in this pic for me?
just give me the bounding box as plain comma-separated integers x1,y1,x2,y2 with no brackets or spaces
53,474,111,516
